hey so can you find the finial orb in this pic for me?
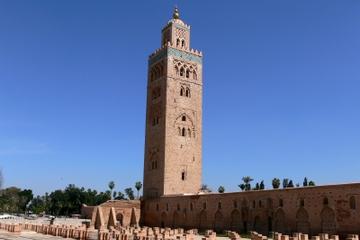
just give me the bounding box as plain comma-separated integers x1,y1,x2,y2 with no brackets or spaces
173,6,180,19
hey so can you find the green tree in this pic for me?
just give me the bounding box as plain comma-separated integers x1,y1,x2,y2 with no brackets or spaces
115,192,126,200
288,180,294,188
200,184,212,193
18,189,33,212
303,177,308,187
135,181,142,199
308,181,316,186
238,184,246,191
218,186,225,193
242,176,253,191
272,178,281,189
282,178,289,188
108,181,115,200
254,183,260,190
124,188,135,200
260,180,265,190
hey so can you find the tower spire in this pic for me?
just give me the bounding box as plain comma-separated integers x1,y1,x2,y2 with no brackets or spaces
173,6,180,19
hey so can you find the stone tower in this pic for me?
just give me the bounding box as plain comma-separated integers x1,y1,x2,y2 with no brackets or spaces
143,8,203,198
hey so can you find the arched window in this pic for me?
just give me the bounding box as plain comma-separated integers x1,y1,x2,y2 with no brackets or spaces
186,69,190,78
180,87,184,96
180,67,184,77
185,88,190,97
176,39,180,47
182,116,186,121
323,197,329,205
181,128,186,136
181,40,185,48
350,196,356,210
193,71,197,80
300,199,305,207
233,200,238,208
218,202,222,209
177,204,181,210
190,203,193,211
181,171,186,181
279,199,284,207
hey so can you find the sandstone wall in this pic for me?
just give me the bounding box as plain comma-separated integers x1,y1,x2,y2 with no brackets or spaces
142,183,360,236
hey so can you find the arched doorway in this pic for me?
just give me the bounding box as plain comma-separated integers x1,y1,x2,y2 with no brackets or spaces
230,209,241,231
116,213,123,226
296,208,310,234
321,207,336,234
214,211,224,233
274,209,286,233
199,210,207,230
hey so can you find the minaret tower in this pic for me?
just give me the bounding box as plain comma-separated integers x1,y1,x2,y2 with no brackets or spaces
143,8,203,198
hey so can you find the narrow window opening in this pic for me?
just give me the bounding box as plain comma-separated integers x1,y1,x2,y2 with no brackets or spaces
181,171,186,181
186,69,190,78
279,199,283,207
181,40,185,48
350,196,356,210
300,199,305,207
181,128,186,137
190,203,193,211
218,202,222,209
182,116,186,121
323,197,329,205
176,39,180,47
203,202,206,210
180,67,184,77
180,87,184,96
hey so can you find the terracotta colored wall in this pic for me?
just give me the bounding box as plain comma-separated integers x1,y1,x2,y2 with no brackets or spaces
142,183,360,236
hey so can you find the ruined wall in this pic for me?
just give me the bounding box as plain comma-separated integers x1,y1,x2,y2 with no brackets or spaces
81,200,141,229
142,183,360,236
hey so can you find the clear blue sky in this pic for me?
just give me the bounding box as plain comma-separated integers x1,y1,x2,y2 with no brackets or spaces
1,1,359,195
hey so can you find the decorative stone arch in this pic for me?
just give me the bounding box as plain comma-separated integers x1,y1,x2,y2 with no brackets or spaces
274,208,286,233
296,207,310,234
198,210,207,230
230,209,241,231
116,213,124,226
175,113,194,127
321,206,336,234
214,210,224,233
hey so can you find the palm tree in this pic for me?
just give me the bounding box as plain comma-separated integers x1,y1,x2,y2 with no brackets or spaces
135,181,142,199
218,186,225,193
108,181,115,199
242,176,253,191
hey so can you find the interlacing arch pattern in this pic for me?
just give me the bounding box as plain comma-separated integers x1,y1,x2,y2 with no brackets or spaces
175,113,195,138
148,148,159,170
173,60,197,80
150,62,165,81
180,85,190,98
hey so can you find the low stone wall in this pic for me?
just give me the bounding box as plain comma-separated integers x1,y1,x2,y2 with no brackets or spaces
251,231,360,240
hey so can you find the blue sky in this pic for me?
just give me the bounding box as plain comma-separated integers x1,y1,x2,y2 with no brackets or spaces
0,1,359,195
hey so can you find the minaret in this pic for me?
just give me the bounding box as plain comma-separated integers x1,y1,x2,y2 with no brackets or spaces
143,8,203,198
